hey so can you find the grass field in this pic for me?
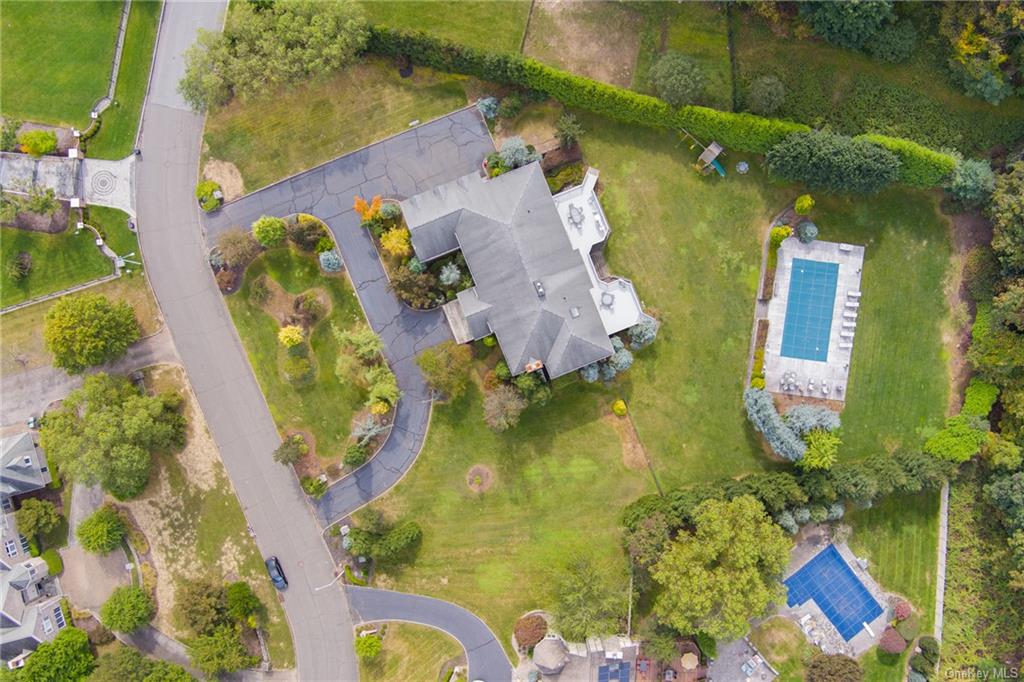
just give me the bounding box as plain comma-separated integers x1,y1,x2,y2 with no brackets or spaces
0,273,161,375
358,0,530,53
359,623,462,682
0,1,122,127
86,1,161,159
203,58,469,191
226,246,367,464
372,377,652,657
732,12,1024,154
750,617,816,682
128,365,294,668
0,224,112,308
663,3,732,110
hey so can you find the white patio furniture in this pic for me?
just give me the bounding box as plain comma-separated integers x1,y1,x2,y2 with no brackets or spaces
843,311,858,319
839,342,853,350
845,301,860,309
839,243,853,252
848,290,862,298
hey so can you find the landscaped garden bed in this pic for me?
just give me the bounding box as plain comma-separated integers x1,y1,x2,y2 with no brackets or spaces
223,215,396,476
356,196,474,310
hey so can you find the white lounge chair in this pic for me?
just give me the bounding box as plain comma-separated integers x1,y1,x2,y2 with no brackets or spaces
845,301,860,309
840,330,854,338
848,290,862,298
839,243,853,252
843,311,857,319
839,342,853,349
843,320,856,329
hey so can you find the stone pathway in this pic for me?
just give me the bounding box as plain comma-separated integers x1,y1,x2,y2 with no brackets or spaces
934,481,950,641
92,0,133,116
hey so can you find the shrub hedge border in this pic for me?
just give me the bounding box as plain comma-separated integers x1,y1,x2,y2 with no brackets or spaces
365,26,957,187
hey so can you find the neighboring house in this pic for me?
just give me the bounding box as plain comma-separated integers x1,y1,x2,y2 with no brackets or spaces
401,162,645,380
1,432,52,513
1,513,66,667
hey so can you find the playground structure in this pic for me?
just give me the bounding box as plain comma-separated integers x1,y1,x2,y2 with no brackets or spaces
677,129,726,177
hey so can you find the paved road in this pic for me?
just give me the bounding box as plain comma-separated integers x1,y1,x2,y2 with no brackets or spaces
203,107,495,525
0,326,178,424
346,586,512,682
135,3,358,680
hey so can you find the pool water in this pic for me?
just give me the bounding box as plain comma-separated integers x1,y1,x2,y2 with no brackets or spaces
780,258,839,362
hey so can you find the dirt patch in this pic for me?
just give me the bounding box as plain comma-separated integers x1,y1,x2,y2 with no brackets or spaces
493,102,562,154
523,0,642,88
256,276,332,329
203,159,245,202
15,121,77,154
603,412,649,471
772,392,845,415
466,464,494,493
944,207,994,414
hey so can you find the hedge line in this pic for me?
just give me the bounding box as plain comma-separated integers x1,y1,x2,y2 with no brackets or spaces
859,134,957,188
366,26,955,185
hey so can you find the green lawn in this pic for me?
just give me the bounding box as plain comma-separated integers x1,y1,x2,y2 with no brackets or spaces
0,1,122,127
203,58,469,191
732,12,1024,154
86,206,141,268
372,377,652,658
663,3,732,110
749,617,816,682
812,191,952,459
86,1,161,159
359,623,462,682
1,224,112,308
358,1,530,53
226,246,367,464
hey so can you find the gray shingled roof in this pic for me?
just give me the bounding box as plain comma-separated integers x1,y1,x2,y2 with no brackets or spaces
1,433,49,498
401,163,613,378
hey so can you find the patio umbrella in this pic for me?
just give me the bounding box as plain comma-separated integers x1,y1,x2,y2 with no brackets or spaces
680,652,699,670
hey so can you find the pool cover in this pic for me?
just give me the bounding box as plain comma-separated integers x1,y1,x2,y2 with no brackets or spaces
780,258,839,362
785,544,883,641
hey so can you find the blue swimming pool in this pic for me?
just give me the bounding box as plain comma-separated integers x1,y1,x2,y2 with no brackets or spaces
780,258,839,362
785,545,884,641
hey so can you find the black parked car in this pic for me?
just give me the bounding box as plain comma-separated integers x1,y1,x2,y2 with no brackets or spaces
265,556,288,590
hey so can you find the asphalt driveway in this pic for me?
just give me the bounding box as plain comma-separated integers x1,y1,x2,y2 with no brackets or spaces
346,586,513,682
203,107,495,526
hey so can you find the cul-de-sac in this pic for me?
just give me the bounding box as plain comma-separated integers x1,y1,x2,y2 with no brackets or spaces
1,1,1023,681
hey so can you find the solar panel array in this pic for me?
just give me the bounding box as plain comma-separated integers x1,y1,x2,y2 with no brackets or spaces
598,662,632,682
784,544,884,641
780,258,840,362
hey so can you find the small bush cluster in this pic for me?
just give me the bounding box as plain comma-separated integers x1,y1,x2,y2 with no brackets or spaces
545,162,585,193
18,129,57,157
796,221,818,244
251,215,286,247
743,390,843,467
580,335,635,383
77,504,126,555
273,434,308,466
349,510,422,566
301,476,328,499
195,180,222,212
627,316,659,350
743,388,806,461
287,214,330,251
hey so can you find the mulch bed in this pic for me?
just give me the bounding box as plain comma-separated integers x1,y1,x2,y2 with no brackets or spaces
755,319,769,349
540,143,582,172
2,202,70,233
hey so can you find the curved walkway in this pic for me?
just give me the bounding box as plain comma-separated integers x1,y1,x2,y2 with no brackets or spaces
346,586,513,682
202,106,495,526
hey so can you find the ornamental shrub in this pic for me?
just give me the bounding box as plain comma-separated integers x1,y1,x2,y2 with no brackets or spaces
612,400,627,416
407,256,425,273
498,93,523,120
300,476,327,499
439,262,461,286
767,130,900,194
355,634,382,660
794,194,815,215
287,214,328,251
277,325,304,348
785,405,841,435
909,653,933,676
477,96,499,119
946,158,996,207
826,501,845,521
961,378,999,418
648,52,705,107
628,316,658,349
499,136,540,169
796,221,819,244
555,112,585,148
746,75,785,116
918,636,939,663
195,180,222,212
857,134,956,188
895,612,920,641
580,363,600,383
769,225,792,248
380,227,412,257
607,347,634,373
315,236,334,254
283,356,313,385
319,250,342,272
801,430,841,470
273,434,308,465
514,614,548,649
775,509,798,534
792,507,811,525
344,443,369,468
251,215,286,247
495,360,511,381
17,129,57,157
893,599,912,621
743,388,807,462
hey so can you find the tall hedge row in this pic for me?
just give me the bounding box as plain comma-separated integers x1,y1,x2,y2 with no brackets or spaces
367,25,806,153
858,134,957,188
366,25,955,186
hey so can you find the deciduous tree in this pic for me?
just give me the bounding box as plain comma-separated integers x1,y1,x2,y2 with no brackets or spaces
417,341,472,400
482,385,527,432
76,505,126,554
251,215,286,247
20,627,94,681
14,498,60,538
43,294,139,373
100,586,154,632
652,496,790,640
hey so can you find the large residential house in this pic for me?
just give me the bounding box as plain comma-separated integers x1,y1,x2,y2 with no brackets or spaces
401,162,645,380
1,513,66,667
1,432,52,513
